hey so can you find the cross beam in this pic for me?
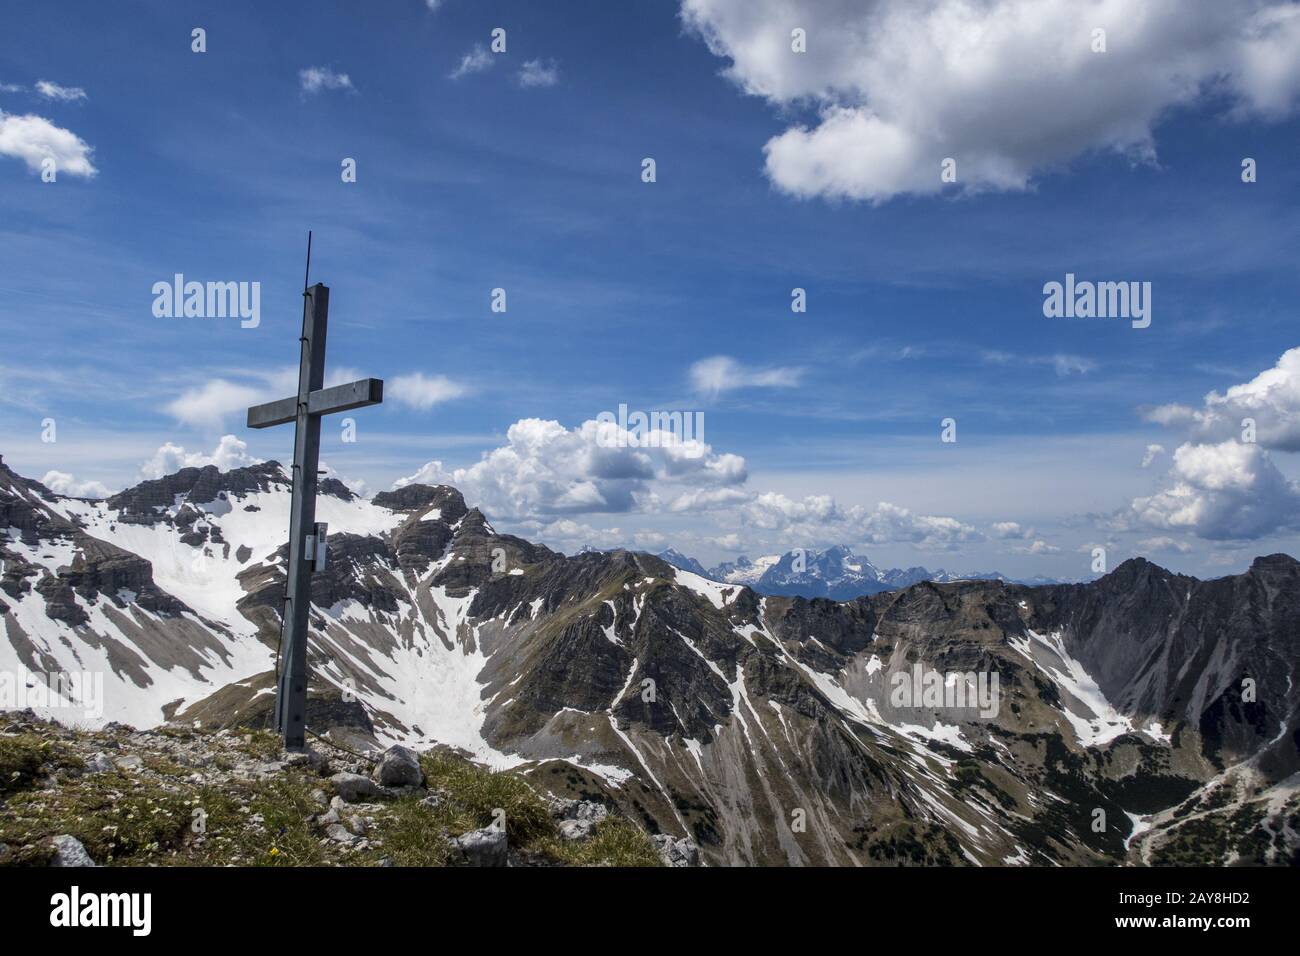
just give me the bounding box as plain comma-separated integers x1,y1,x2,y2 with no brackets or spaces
246,282,383,749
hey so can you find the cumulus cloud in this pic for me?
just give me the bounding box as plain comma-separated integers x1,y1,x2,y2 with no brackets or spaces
518,59,560,88
299,67,354,95
1138,535,1194,554
139,435,260,481
35,80,86,102
681,0,1300,202
41,470,109,499
1140,346,1300,451
451,45,494,80
1126,348,1300,540
1127,439,1300,540
389,372,467,411
990,521,1030,539
688,355,802,398
165,379,265,431
0,110,96,177
393,417,748,520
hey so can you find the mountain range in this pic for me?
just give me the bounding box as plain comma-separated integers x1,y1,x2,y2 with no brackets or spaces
657,545,1068,599
2,453,1297,865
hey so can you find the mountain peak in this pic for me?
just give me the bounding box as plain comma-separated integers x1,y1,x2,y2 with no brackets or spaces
372,483,467,521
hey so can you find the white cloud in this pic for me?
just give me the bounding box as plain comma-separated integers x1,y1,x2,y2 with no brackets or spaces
392,417,748,521
741,492,982,552
518,59,560,88
41,470,109,499
0,110,96,177
860,502,983,551
991,521,1030,539
682,0,1300,203
1127,349,1300,540
35,80,86,102
1013,539,1061,555
139,435,260,481
389,372,467,411
165,379,265,431
688,355,802,398
451,45,494,80
668,487,752,513
299,67,354,95
1137,535,1194,554
1127,439,1300,540
0,83,24,94
1141,346,1300,451
522,518,626,553
425,0,445,10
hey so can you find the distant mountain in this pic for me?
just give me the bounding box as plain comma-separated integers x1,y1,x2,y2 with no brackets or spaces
653,545,1066,599
654,549,709,578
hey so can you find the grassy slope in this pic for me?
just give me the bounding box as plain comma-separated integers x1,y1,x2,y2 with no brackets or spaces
0,723,661,867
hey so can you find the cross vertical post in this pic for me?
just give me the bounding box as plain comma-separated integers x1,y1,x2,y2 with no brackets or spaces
247,278,383,751
277,283,328,749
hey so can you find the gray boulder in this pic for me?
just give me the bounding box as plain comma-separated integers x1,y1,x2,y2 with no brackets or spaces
325,823,358,844
453,823,507,867
373,745,423,788
50,834,97,867
330,771,380,803
557,801,608,839
317,808,341,827
652,834,700,867
85,753,115,774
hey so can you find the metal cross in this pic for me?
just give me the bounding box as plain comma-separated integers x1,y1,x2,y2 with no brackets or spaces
247,282,383,749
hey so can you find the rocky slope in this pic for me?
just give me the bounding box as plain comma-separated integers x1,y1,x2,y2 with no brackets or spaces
2,456,1297,865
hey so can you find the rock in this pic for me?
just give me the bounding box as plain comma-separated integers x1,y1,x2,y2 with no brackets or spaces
50,835,97,867
310,789,329,807
453,823,507,867
420,792,445,810
330,771,381,803
85,753,114,774
347,815,368,835
558,819,592,840
325,824,357,844
377,856,394,867
373,745,423,788
552,799,609,839
0,843,9,863
317,808,341,827
114,754,142,771
285,748,328,773
652,834,700,868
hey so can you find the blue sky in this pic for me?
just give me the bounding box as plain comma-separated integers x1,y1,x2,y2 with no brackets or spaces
2,0,1299,578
